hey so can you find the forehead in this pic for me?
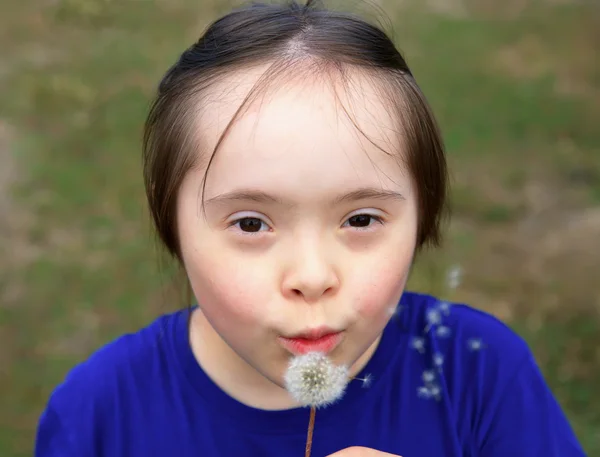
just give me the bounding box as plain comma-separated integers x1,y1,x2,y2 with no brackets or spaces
194,65,410,197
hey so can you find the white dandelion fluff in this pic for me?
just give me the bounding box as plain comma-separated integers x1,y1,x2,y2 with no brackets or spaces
467,338,485,351
426,309,442,326
437,301,452,316
422,370,436,384
411,337,426,353
417,386,431,398
433,352,444,369
387,304,403,318
284,352,349,408
447,265,462,290
429,384,442,400
436,325,451,338
424,308,442,333
358,373,373,388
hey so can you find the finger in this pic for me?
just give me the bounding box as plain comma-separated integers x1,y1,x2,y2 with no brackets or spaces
326,446,401,456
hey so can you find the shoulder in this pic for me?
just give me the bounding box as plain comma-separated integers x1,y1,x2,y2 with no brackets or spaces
399,293,586,455
57,310,177,396
35,309,185,456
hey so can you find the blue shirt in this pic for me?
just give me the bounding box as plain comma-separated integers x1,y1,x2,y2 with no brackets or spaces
35,291,586,456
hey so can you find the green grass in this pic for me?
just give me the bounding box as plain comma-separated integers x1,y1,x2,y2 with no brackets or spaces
1,0,599,455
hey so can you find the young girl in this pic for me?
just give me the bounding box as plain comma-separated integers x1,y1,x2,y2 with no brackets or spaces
35,1,586,456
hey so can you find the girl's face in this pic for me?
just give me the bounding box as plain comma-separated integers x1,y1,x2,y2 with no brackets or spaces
177,69,418,408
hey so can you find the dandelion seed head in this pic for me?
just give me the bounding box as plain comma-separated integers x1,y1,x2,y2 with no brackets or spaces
284,352,349,408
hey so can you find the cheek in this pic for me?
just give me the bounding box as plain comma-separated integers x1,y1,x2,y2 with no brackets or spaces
351,247,414,319
177,178,278,334
353,202,418,317
184,248,274,327
355,266,409,317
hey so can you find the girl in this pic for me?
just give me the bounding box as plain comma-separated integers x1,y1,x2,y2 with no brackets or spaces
35,1,586,456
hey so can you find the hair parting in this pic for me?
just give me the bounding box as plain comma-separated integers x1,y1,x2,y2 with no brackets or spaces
143,0,449,266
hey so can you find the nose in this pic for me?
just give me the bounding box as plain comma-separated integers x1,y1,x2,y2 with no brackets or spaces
281,238,340,303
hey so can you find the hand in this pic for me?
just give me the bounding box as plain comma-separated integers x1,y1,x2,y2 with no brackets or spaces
326,446,401,457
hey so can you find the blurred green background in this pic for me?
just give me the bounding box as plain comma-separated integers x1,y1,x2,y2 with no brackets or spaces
0,0,598,455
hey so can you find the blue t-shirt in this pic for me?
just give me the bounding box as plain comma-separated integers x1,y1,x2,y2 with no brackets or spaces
35,291,586,456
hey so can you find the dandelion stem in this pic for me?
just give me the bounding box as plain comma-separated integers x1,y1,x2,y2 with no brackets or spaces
305,406,316,457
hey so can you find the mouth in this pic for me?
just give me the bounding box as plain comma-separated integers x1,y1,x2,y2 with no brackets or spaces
278,327,344,355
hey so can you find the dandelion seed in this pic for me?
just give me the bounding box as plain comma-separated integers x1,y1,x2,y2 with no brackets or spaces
467,338,485,351
429,384,442,400
436,325,451,338
417,386,431,398
284,352,349,408
357,373,373,388
433,352,444,369
427,309,442,325
387,304,403,318
437,301,452,316
447,265,462,290
422,370,436,384
411,337,426,353
424,308,442,333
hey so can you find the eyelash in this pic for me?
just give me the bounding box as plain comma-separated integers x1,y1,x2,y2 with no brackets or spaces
227,213,385,235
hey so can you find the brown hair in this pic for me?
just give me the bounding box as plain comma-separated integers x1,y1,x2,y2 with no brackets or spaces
143,0,449,264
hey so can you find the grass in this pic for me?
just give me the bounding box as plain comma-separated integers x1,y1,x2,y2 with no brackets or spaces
1,0,598,455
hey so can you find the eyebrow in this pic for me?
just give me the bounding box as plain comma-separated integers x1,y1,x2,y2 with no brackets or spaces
204,187,405,207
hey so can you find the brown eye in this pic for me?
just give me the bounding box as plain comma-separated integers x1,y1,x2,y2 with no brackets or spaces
347,214,374,228
343,213,384,230
237,218,265,233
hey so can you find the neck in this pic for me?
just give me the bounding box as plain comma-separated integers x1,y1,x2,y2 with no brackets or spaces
189,309,298,410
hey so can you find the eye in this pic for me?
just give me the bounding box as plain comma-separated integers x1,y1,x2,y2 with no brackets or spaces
231,217,271,233
343,213,384,229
